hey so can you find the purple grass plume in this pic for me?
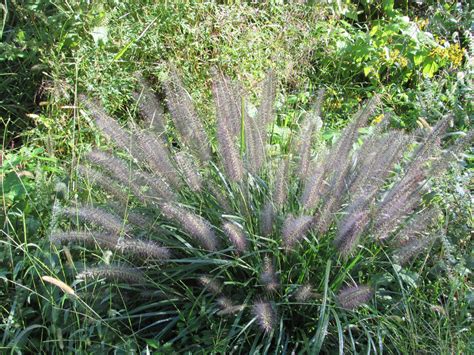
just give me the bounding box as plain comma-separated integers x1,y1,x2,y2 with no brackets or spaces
252,300,277,333
257,70,277,129
334,199,371,256
282,215,314,251
115,238,171,261
260,201,275,237
175,151,203,192
77,164,130,204
337,285,373,310
216,296,245,316
161,203,219,251
163,68,211,162
61,206,129,235
296,89,324,179
245,112,266,175
199,276,223,296
392,235,437,265
273,157,289,209
391,208,441,246
299,156,326,210
294,284,319,302
49,231,118,250
212,69,245,182
210,67,242,138
77,265,145,284
222,221,248,253
132,73,166,133
135,129,182,188
80,95,138,156
260,256,279,292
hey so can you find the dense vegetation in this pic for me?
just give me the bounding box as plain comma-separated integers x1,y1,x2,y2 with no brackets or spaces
1,1,472,353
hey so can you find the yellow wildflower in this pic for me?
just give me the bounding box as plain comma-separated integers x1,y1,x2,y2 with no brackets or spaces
372,114,384,125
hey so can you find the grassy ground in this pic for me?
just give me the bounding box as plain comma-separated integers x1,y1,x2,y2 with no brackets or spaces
1,1,472,353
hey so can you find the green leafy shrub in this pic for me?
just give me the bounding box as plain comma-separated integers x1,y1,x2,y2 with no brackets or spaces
308,7,470,129
47,68,472,352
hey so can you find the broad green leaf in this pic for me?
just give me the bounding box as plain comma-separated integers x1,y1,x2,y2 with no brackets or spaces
422,59,439,77
414,54,425,65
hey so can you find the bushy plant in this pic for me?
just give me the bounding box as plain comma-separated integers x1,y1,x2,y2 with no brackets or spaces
48,67,471,352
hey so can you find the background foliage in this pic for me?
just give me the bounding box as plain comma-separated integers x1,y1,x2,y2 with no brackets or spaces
1,1,472,353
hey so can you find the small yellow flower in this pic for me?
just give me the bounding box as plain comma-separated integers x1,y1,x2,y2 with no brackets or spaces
372,114,384,125
399,56,408,68
447,43,464,67
415,17,429,30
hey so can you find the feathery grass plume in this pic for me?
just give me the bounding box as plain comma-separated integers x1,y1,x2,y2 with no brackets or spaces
296,89,325,179
294,284,316,302
296,118,315,180
175,151,202,192
408,115,451,169
392,208,441,246
299,156,326,210
116,238,171,260
216,296,245,315
61,206,129,235
77,164,130,204
210,67,242,137
199,275,223,295
140,173,176,201
272,157,289,209
132,73,166,133
372,120,462,241
222,221,248,253
260,201,275,237
85,149,147,201
296,119,321,180
161,202,219,251
80,95,138,156
49,231,119,250
324,95,381,181
314,175,348,234
41,276,76,296
333,202,371,256
107,201,162,232
260,256,279,292
245,111,266,175
135,129,182,188
316,96,381,223
348,131,412,200
77,265,145,283
212,70,245,182
281,215,313,251
257,69,277,129
313,96,381,225
246,70,277,174
373,170,426,240
86,149,174,202
163,67,211,162
382,166,426,206
252,301,276,333
337,285,373,310
393,235,437,265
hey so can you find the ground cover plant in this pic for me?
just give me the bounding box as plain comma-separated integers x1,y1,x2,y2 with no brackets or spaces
46,67,472,353
1,1,472,353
